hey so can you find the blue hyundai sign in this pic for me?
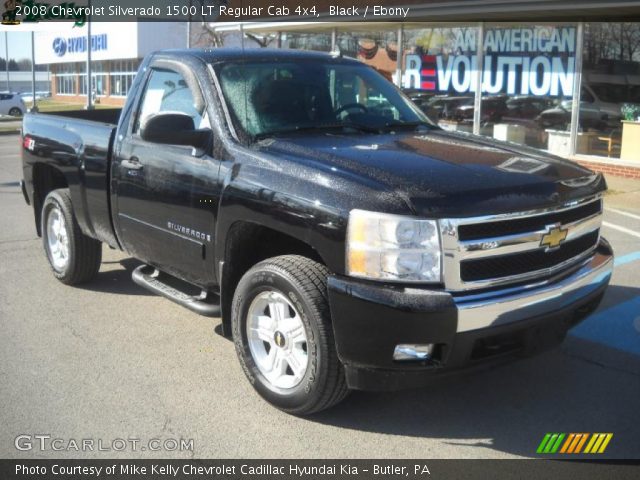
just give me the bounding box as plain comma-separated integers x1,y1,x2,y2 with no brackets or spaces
51,34,108,58
52,37,67,57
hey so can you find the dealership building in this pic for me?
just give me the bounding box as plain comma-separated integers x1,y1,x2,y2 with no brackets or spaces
34,22,187,106
204,0,640,177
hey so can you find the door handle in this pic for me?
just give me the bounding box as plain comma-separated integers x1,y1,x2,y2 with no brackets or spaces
121,157,143,170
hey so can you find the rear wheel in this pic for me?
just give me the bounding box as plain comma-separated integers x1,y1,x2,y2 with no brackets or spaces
8,107,22,117
232,255,348,415
41,189,102,285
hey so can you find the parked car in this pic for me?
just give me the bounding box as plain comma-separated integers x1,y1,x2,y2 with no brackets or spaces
537,86,623,132
402,88,437,111
0,92,26,116
21,49,613,415
422,94,474,121
20,91,50,102
505,96,558,119
454,95,509,123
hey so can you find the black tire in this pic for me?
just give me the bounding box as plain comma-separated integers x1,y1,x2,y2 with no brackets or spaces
41,189,102,285
232,255,348,415
8,107,22,117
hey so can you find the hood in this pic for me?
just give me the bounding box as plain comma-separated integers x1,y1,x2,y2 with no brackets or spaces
256,130,605,217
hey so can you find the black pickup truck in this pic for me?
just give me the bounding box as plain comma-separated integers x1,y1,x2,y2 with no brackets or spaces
21,49,613,414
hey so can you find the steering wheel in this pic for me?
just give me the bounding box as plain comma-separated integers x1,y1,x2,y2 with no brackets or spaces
335,103,369,117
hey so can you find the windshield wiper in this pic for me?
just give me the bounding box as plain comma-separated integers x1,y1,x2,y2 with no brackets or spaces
380,121,433,131
253,123,379,141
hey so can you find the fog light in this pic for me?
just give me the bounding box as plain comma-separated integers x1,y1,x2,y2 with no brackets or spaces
393,344,435,361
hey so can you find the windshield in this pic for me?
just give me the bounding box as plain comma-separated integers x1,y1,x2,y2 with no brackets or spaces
214,60,432,140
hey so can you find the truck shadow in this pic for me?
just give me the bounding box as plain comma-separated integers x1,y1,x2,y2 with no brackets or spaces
312,284,640,459
77,257,153,296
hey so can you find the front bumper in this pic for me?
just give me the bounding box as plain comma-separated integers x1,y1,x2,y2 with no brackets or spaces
327,240,613,391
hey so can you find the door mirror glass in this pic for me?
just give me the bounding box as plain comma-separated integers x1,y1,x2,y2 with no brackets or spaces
140,112,211,150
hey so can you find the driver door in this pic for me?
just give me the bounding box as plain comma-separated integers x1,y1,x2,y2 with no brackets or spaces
113,65,221,285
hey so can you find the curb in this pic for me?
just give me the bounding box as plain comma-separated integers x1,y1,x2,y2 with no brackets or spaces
0,130,20,136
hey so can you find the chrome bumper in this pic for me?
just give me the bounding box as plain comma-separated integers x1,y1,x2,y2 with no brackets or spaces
455,245,613,332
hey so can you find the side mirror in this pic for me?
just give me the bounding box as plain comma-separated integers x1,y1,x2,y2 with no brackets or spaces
140,112,211,151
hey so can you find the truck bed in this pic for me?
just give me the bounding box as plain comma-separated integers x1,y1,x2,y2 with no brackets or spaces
22,109,121,247
40,108,122,125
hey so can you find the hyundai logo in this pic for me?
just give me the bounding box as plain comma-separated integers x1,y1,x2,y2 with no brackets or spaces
52,37,67,57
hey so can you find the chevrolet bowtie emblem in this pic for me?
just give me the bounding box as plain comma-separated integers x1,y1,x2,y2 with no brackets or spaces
541,225,568,250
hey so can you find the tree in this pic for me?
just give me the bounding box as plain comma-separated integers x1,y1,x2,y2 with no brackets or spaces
17,58,31,71
0,58,20,71
191,22,227,48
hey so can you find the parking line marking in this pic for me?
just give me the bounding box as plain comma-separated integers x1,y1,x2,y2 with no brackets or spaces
606,207,640,222
615,251,640,267
571,296,640,356
602,221,640,239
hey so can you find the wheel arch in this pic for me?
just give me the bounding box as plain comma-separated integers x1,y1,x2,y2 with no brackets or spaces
219,221,327,337
32,163,69,236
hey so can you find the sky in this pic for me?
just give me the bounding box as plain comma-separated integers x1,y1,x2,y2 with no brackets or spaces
1,24,83,62
0,32,33,61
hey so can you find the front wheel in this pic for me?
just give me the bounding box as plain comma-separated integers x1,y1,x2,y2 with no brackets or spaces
8,107,22,117
41,189,102,285
232,255,348,415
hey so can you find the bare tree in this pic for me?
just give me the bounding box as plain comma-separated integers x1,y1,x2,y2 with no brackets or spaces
244,33,278,48
193,22,227,47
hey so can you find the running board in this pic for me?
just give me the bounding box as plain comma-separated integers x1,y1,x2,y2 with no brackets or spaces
132,264,220,317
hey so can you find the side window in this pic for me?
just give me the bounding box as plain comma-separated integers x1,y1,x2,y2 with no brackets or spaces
134,68,207,133
332,68,400,121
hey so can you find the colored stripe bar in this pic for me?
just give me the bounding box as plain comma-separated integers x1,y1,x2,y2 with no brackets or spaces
550,433,565,453
598,434,613,453
537,433,552,453
574,433,589,453
544,434,560,453
560,434,575,453
567,434,582,453
590,433,607,453
584,433,598,453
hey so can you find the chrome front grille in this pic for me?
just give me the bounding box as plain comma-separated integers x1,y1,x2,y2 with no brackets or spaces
439,196,603,291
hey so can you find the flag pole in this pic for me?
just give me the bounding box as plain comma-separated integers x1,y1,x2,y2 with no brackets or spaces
85,0,93,110
30,31,37,112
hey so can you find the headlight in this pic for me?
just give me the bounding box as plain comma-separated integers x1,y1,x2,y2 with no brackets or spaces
346,209,441,283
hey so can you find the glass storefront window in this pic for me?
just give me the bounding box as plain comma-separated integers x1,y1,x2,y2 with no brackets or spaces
582,22,640,161
338,30,398,82
283,32,332,52
478,24,578,153
80,62,107,97
400,23,582,154
54,63,76,95
109,59,140,97
401,25,479,134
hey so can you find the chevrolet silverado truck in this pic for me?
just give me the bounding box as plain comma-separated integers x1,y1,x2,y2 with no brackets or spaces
21,49,613,415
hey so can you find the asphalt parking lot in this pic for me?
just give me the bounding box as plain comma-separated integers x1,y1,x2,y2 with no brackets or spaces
1,133,639,459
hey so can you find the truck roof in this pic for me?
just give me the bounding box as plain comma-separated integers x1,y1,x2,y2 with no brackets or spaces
158,48,363,65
